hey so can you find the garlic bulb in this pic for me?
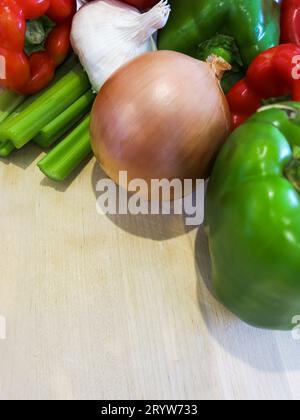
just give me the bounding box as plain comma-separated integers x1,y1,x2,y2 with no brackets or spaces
71,0,171,91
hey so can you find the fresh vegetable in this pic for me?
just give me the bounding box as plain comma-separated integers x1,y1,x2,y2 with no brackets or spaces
0,55,79,156
91,51,231,192
0,48,30,92
0,140,15,157
18,0,50,20
227,44,300,129
158,0,280,90
195,34,245,94
0,63,90,149
0,0,76,94
34,89,95,148
0,89,25,123
38,114,92,181
0,0,26,51
0,89,42,157
45,22,72,66
46,0,76,23
281,0,300,44
71,0,170,91
206,102,300,330
20,52,55,95
158,0,280,64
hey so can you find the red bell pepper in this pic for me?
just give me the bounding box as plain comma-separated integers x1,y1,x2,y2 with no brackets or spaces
46,0,76,22
18,0,51,20
227,44,300,129
281,0,300,45
0,0,76,94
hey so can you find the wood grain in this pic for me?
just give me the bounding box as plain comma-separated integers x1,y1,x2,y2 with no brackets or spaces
0,144,299,400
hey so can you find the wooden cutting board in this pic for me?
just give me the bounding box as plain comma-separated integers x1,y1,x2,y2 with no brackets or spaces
0,143,300,400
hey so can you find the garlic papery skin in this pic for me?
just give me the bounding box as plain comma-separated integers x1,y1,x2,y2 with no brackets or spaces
71,0,171,92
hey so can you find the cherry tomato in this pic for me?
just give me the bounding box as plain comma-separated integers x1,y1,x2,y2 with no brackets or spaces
19,52,55,95
0,47,30,91
17,0,50,19
122,0,158,10
45,22,71,66
0,0,25,51
47,0,76,23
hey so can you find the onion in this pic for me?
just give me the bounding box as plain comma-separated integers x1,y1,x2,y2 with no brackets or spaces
90,51,231,196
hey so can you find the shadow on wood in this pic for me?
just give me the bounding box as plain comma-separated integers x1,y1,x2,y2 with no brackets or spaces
91,162,199,241
194,227,300,373
40,155,93,193
0,143,42,170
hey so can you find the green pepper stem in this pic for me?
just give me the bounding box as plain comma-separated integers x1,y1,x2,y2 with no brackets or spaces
38,115,92,182
197,35,243,69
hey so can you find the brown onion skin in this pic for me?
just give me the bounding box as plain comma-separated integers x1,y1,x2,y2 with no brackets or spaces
90,51,231,192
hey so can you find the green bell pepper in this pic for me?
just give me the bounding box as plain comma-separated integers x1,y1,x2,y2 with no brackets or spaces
206,102,300,331
158,0,280,69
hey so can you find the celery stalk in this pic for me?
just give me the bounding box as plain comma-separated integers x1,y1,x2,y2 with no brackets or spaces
0,96,46,157
0,64,90,149
38,115,92,181
0,140,15,158
34,90,95,148
0,100,31,157
0,55,79,157
0,83,55,156
0,55,76,126
0,90,26,123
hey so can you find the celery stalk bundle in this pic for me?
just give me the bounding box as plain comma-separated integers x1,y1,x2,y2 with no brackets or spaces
0,57,95,181
38,115,92,181
0,64,90,149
